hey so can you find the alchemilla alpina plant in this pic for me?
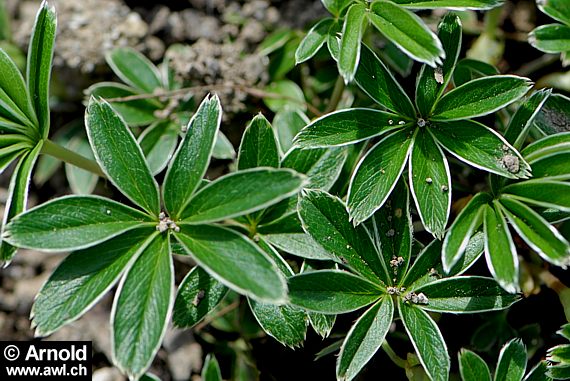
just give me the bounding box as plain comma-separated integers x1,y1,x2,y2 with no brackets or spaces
0,0,569,380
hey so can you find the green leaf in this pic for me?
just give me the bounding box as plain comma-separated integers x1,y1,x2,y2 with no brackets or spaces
365,179,412,284
529,24,570,54
249,240,308,348
355,44,416,117
296,18,334,64
429,120,532,179
274,107,309,153
86,82,161,127
409,129,451,239
369,1,444,67
212,131,235,160
443,192,492,273
503,89,551,150
529,152,570,180
294,108,406,149
499,196,570,267
181,168,305,223
458,349,492,381
264,232,332,260
258,29,294,56
338,3,367,83
282,146,348,190
321,0,353,16
532,94,570,136
3,196,151,251
413,276,520,313
391,0,502,9
495,339,527,381
175,225,287,303
416,13,462,117
483,203,519,293
399,300,450,381
138,121,179,175
453,58,499,87
141,373,161,381
32,230,154,337
548,364,570,380
65,137,98,195
524,361,550,381
348,128,415,225
26,0,56,138
503,180,570,212
173,266,229,328
0,49,36,125
264,80,306,112
402,239,442,287
548,344,570,364
298,189,389,283
309,312,336,338
538,0,570,25
163,95,221,217
202,354,222,381
112,233,172,381
86,97,160,215
237,114,280,170
106,47,162,93
431,75,532,121
0,143,41,264
337,297,394,381
288,270,383,314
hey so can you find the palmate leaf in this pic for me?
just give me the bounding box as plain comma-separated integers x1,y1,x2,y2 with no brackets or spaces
0,143,42,264
365,179,412,284
3,196,152,252
138,121,179,175
337,297,394,381
355,44,416,117
172,266,229,328
453,58,499,87
180,168,306,223
459,349,492,381
443,192,492,272
282,146,348,191
175,225,287,303
416,13,462,117
503,89,551,150
409,129,451,239
348,128,415,225
294,108,406,149
368,1,444,67
499,196,570,267
202,354,222,381
495,339,527,381
0,49,36,127
431,75,532,121
391,0,503,9
298,189,388,283
26,0,56,138
112,233,173,381
429,120,531,179
399,300,450,381
248,240,308,348
338,3,367,83
32,230,154,337
537,0,570,26
529,24,570,54
503,180,570,212
413,276,520,314
288,270,383,314
296,18,334,64
321,0,353,17
237,114,280,170
483,203,519,293
532,94,570,136
86,97,160,216
106,47,163,93
163,95,221,217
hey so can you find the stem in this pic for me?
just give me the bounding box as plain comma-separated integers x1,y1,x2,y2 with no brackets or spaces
325,76,345,113
106,84,323,117
41,139,105,178
483,7,502,38
381,340,408,369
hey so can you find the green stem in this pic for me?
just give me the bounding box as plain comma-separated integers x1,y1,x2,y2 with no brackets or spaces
325,76,345,113
381,340,408,369
41,139,105,178
483,7,502,38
